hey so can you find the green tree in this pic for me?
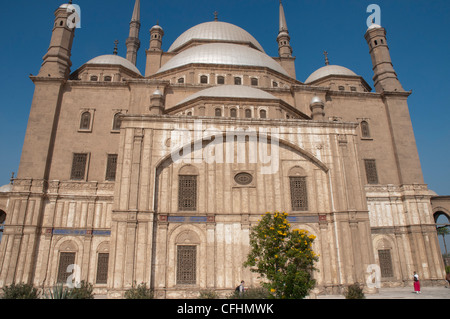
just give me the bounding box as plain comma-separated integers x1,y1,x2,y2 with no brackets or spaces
244,211,319,299
437,226,449,257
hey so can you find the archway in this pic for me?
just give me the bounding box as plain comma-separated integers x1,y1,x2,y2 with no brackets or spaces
0,210,6,243
434,211,450,266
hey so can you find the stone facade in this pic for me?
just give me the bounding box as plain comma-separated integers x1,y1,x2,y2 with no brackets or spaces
0,1,446,298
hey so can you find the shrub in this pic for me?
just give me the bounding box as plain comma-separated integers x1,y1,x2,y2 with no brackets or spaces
69,281,94,299
43,284,71,299
1,282,39,299
445,265,450,274
124,282,154,299
344,283,365,299
198,289,220,299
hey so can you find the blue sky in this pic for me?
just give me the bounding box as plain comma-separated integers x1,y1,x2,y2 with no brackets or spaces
0,0,449,197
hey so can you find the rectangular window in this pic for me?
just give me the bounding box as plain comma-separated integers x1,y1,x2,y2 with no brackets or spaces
178,175,197,211
96,253,109,284
177,245,197,285
364,159,379,184
378,249,394,278
57,252,76,283
106,154,118,181
290,176,308,211
71,153,88,180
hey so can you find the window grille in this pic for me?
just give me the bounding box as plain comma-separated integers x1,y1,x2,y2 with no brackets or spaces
178,175,197,211
177,246,197,285
245,109,252,118
378,249,394,278
251,78,258,86
178,77,185,84
230,108,237,118
234,77,242,85
361,121,371,138
217,76,225,85
96,253,109,284
215,108,222,117
106,154,118,181
364,159,379,184
200,75,208,84
290,176,308,211
80,112,91,130
71,153,88,180
57,252,76,283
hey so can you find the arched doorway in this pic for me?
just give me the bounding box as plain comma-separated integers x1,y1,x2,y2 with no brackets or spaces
434,211,450,266
0,210,6,243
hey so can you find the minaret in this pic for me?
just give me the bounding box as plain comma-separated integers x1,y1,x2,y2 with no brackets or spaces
364,23,404,92
277,0,292,58
149,23,164,52
126,0,141,65
37,3,76,78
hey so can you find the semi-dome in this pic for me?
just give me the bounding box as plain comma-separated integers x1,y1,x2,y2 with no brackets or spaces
305,65,357,84
168,21,265,53
157,43,289,76
85,54,141,75
176,85,278,106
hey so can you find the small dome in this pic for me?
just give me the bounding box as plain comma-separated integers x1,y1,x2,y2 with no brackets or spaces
176,85,278,106
305,65,357,84
0,184,12,193
168,21,265,53
153,89,163,96
310,96,323,105
85,55,141,75
367,23,382,31
151,24,163,31
157,43,289,76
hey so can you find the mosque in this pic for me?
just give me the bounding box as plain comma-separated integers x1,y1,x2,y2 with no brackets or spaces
0,1,447,298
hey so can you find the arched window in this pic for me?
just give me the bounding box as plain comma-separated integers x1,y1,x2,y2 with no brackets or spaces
230,108,237,118
217,76,225,85
178,77,185,84
0,211,6,243
90,75,98,82
178,165,198,212
289,167,308,211
245,109,252,118
112,113,121,131
251,78,258,86
234,77,242,85
259,109,267,119
361,120,371,138
215,108,222,117
80,112,91,130
272,81,278,88
200,75,208,84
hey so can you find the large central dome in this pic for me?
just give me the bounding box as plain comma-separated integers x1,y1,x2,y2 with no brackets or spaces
157,43,289,76
168,21,265,53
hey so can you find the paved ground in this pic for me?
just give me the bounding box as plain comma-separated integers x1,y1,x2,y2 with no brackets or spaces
317,286,450,299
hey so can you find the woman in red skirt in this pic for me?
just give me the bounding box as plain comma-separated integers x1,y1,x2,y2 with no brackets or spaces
413,271,421,294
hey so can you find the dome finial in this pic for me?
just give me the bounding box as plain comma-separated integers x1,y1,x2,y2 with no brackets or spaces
113,40,119,55
323,51,329,66
214,11,219,21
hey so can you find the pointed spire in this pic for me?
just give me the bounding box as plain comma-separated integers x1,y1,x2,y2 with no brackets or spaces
279,0,288,33
324,51,330,66
214,11,219,22
126,0,141,65
131,0,140,22
113,40,119,55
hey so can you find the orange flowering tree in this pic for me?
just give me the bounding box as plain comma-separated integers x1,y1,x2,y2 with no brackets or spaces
244,211,319,299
